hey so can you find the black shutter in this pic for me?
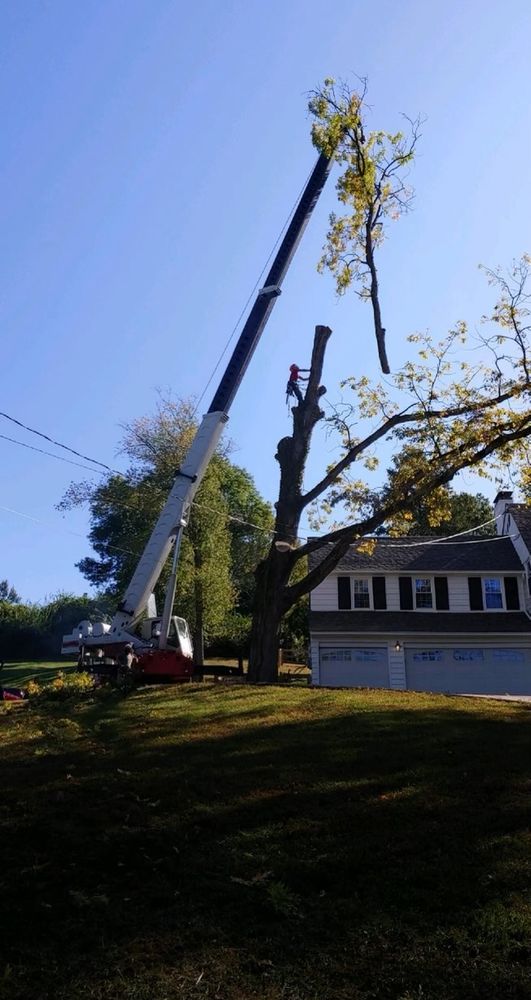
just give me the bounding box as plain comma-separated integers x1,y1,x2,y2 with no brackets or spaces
468,577,483,611
399,577,413,610
434,576,449,610
372,576,387,610
337,577,351,610
504,576,520,610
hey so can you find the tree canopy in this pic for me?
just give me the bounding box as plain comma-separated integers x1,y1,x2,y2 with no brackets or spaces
59,396,273,652
247,78,531,682
0,580,21,604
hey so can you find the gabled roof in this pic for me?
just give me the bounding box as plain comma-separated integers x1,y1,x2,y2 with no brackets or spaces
508,504,531,553
310,611,531,634
307,536,522,573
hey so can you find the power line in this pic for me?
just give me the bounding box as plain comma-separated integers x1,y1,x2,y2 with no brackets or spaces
384,514,501,546
0,410,119,473
0,411,516,549
0,503,138,556
0,432,112,476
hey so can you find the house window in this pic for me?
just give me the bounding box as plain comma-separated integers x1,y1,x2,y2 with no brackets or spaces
353,649,386,662
415,578,433,609
484,578,503,609
492,649,524,662
321,649,352,663
353,578,370,608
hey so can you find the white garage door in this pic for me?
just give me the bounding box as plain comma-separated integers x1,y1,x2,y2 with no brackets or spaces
319,647,389,688
405,647,531,695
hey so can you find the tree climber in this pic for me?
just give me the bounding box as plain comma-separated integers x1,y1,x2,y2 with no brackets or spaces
286,363,310,404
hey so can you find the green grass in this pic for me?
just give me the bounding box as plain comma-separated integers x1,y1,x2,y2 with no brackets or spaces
0,658,309,688
1,660,74,687
1,683,530,999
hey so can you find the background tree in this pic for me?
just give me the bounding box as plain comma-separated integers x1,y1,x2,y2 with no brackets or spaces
404,490,495,537
247,78,531,682
381,455,495,535
0,580,21,604
59,396,272,659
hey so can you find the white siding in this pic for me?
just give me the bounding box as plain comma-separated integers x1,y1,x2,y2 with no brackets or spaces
388,642,406,689
384,575,401,611
311,570,526,614
447,575,470,612
506,515,531,613
310,638,320,684
311,575,339,611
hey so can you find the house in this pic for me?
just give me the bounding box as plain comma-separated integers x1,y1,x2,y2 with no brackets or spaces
494,491,531,611
309,492,531,695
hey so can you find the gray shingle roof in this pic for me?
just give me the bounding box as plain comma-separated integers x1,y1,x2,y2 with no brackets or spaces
307,536,522,573
508,504,531,553
310,611,531,634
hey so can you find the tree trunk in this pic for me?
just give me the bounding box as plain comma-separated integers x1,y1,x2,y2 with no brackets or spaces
248,325,332,683
247,555,287,683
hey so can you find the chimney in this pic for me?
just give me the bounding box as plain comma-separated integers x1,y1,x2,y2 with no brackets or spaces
493,490,514,535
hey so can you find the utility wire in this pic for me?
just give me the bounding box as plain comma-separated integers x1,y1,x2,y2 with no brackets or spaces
0,432,113,476
0,503,138,556
0,410,118,473
0,414,518,548
384,515,501,546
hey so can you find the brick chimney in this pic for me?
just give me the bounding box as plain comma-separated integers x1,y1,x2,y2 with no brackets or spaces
493,490,514,534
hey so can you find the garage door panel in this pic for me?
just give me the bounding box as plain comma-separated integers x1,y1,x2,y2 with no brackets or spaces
406,647,531,695
320,647,389,688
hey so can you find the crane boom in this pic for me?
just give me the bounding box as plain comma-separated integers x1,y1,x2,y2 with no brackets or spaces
109,150,334,637
62,147,335,666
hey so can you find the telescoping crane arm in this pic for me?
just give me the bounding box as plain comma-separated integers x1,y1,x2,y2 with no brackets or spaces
103,149,334,645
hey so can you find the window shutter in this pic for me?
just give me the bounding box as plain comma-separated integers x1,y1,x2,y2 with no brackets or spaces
399,577,413,610
468,577,483,611
504,576,520,610
372,576,387,610
434,576,449,610
337,577,352,610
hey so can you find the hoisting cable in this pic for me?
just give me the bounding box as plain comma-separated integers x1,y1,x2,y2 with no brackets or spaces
192,164,315,417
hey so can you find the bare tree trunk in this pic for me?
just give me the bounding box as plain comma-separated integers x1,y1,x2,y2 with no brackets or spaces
248,325,332,683
247,554,287,683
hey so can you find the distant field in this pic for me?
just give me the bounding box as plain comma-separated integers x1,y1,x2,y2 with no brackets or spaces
1,683,530,999
1,660,74,687
1,658,309,688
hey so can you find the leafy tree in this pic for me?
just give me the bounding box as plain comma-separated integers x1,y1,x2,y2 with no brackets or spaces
311,77,422,373
59,397,272,658
381,456,496,535
247,79,531,682
0,580,21,604
404,489,496,537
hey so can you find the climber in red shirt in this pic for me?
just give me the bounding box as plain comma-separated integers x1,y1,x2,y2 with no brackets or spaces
286,363,310,404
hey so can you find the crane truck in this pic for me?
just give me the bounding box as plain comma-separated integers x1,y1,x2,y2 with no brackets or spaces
61,145,335,682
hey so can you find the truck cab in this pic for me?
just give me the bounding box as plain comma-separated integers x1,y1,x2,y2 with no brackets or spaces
62,615,194,683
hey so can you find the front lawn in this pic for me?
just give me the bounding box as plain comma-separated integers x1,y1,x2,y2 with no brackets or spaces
1,684,530,999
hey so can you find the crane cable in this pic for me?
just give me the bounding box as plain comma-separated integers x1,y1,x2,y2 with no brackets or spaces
191,164,316,417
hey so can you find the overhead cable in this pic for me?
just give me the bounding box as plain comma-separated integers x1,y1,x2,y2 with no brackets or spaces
0,410,118,473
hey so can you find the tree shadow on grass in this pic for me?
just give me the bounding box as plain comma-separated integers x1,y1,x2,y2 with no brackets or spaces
1,687,530,999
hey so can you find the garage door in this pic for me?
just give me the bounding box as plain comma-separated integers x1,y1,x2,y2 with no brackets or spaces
319,647,389,688
405,647,531,695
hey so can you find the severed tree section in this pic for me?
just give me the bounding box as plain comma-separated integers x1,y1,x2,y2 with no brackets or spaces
248,258,531,682
310,78,423,374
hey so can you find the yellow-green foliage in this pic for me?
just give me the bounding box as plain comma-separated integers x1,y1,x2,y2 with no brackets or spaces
28,671,95,701
308,78,420,299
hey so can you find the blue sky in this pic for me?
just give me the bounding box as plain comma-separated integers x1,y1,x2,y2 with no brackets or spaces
1,0,531,602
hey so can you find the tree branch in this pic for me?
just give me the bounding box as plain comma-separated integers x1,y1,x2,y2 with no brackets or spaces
300,382,529,509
